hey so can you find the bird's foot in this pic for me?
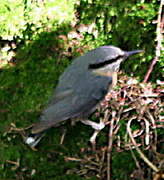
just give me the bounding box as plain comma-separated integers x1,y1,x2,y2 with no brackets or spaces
81,119,107,151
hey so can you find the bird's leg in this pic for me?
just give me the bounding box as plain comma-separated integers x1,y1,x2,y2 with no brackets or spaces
81,119,106,150
71,118,80,126
80,119,105,130
89,130,100,151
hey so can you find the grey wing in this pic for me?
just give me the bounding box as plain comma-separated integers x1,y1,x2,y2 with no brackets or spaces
32,73,112,134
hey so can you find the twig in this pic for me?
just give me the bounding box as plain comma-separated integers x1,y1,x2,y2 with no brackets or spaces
99,149,106,179
129,146,141,170
64,157,83,162
6,159,20,170
143,0,163,82
147,110,158,148
60,128,67,144
127,117,159,172
142,118,150,145
107,111,115,180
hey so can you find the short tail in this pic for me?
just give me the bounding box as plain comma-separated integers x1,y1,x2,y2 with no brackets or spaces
24,132,45,148
24,119,58,147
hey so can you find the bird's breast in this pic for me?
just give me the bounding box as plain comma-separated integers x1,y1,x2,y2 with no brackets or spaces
111,71,117,87
92,69,118,89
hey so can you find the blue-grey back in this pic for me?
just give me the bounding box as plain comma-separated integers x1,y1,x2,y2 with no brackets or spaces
39,46,115,125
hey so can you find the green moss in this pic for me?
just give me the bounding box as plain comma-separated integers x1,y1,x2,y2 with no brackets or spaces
112,151,135,179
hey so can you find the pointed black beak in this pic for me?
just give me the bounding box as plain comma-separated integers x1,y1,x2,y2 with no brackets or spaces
125,50,144,57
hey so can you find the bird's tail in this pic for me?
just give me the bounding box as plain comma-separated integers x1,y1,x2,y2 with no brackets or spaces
24,119,58,147
24,132,45,148
24,120,52,147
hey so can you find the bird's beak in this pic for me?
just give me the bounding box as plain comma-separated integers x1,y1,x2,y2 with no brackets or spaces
125,50,144,57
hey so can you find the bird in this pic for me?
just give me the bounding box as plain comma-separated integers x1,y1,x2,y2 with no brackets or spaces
25,45,143,148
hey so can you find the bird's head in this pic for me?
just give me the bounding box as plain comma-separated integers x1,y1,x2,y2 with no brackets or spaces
88,46,143,75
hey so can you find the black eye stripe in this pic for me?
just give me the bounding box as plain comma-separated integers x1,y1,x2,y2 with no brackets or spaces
88,55,124,69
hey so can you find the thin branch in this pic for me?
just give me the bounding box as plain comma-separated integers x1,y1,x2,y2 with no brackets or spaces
127,117,159,172
146,110,158,148
129,146,141,170
107,111,115,180
143,0,163,82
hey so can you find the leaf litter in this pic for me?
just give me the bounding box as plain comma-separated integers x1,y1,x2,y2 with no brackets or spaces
65,72,164,179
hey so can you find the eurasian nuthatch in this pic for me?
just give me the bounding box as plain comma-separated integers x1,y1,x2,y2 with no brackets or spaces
25,45,143,147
